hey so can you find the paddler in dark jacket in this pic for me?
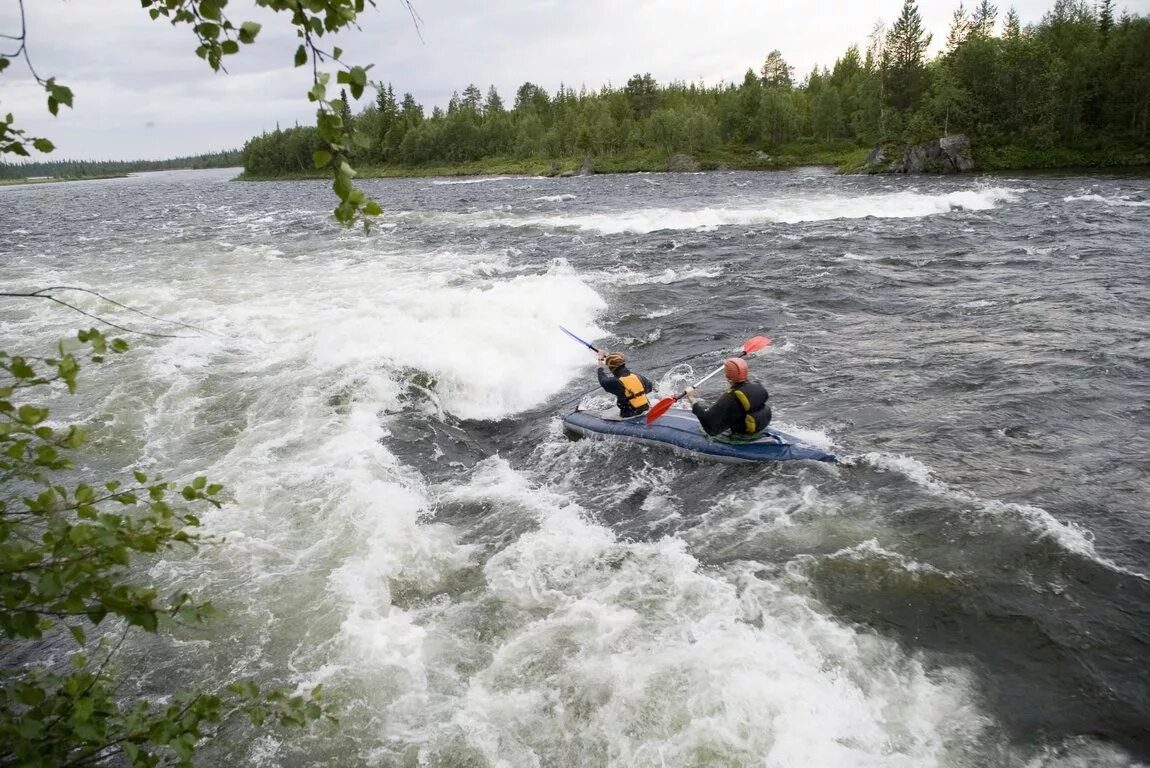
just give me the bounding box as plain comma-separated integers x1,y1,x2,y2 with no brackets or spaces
684,357,771,437
597,352,655,418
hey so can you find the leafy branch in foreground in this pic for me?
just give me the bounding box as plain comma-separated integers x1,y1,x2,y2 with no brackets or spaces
138,0,411,228
1,0,418,229
1,330,328,767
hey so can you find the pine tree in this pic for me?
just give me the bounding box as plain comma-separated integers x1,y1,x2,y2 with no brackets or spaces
971,0,998,36
339,87,353,126
485,85,505,115
885,0,932,112
461,84,483,112
760,50,794,88
947,3,972,51
1098,0,1114,37
1003,6,1022,37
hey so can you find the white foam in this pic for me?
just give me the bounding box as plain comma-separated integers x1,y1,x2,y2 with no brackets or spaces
827,538,956,578
460,187,1022,234
852,453,1150,582
534,194,576,202
430,175,521,185
1064,193,1150,208
421,459,996,767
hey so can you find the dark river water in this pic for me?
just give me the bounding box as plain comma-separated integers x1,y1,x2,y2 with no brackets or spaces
1,167,1148,766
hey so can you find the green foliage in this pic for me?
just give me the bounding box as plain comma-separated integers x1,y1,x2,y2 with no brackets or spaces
1,331,328,766
1,1,386,230
236,0,1150,178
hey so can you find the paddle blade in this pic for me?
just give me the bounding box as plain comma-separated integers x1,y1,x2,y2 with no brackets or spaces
743,336,772,355
645,397,677,424
560,325,599,353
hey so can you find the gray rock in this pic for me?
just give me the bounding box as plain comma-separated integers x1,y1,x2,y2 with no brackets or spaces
939,134,975,172
854,134,976,174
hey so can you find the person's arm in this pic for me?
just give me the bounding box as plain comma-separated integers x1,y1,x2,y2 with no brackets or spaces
639,374,655,394
597,367,623,396
690,393,739,436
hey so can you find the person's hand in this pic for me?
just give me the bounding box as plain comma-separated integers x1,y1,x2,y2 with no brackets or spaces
597,353,606,366
684,386,697,404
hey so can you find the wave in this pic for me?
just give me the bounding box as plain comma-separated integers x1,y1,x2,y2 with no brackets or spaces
852,453,1150,582
534,194,577,202
430,175,524,185
465,187,1022,234
1064,193,1150,208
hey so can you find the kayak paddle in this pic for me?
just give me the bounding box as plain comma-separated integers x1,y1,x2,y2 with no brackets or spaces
560,325,602,355
645,335,772,424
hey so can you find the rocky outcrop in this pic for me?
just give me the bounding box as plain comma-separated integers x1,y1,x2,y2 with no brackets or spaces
854,134,975,174
667,153,701,172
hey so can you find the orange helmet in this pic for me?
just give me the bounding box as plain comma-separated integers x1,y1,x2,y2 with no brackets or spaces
604,353,626,370
724,357,749,383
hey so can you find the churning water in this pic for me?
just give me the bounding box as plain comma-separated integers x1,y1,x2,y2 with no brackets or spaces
2,167,1148,767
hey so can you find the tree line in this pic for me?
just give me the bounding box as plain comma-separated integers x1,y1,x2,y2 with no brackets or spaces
0,149,243,180
242,0,1150,175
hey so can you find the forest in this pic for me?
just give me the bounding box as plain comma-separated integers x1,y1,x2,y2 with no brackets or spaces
240,0,1150,176
0,149,242,180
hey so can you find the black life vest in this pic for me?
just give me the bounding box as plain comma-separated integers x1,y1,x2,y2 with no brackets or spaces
727,381,770,435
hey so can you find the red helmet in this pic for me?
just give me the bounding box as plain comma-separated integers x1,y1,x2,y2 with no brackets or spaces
724,357,748,383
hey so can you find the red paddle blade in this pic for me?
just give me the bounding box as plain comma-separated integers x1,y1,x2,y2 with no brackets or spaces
743,336,772,355
645,397,677,424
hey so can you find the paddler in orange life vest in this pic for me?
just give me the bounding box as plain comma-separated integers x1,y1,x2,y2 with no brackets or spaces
684,357,771,437
597,352,655,418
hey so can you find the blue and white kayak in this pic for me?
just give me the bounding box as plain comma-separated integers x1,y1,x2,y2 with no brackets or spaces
561,408,837,464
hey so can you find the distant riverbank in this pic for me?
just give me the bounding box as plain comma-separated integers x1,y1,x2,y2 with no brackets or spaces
236,141,1150,181
0,174,129,186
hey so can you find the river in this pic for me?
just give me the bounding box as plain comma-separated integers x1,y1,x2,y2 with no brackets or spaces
2,167,1148,766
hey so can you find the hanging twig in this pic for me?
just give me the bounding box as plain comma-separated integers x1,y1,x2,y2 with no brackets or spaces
0,288,216,339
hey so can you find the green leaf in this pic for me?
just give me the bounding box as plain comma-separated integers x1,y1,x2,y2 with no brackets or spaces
200,0,222,20
363,201,383,216
0,58,9,74
18,405,49,425
192,476,207,490
32,138,55,153
11,357,35,378
312,149,332,168
238,21,262,44
69,625,86,645
221,40,240,55
47,81,74,109
294,44,308,67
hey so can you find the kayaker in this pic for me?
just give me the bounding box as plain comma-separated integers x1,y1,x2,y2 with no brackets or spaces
597,352,655,418
684,357,771,437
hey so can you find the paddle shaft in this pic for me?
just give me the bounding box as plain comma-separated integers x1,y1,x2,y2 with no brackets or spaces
560,325,602,354
646,336,771,424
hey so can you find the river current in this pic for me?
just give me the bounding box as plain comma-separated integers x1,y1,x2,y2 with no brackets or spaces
1,167,1148,766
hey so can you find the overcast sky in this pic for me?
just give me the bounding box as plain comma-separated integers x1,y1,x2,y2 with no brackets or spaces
1,0,1146,161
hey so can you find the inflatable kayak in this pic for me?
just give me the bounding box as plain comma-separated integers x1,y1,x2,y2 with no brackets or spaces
561,408,837,464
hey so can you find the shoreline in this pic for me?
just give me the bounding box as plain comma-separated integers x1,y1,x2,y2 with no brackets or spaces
234,144,1150,183
0,173,130,186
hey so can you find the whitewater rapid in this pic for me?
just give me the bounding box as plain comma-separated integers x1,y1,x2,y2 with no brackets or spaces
1,169,1146,767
